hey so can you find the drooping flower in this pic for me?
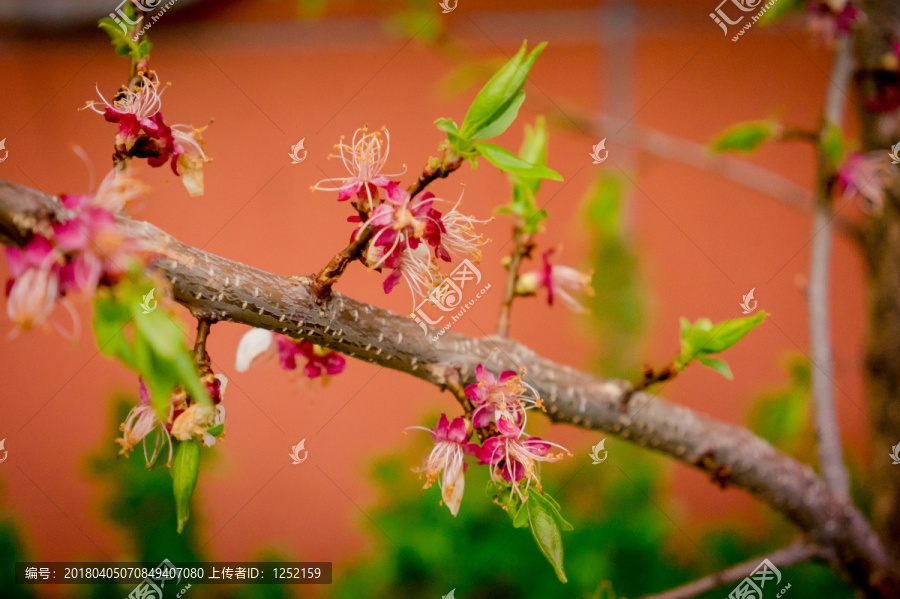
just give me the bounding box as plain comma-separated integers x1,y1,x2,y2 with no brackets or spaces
516,249,593,312
234,328,346,379
408,414,478,516
312,126,406,208
476,416,568,499
118,373,227,466
465,364,543,429
837,151,897,212
5,237,63,331
171,124,210,197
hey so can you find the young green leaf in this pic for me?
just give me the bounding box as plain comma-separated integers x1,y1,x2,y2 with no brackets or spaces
710,121,781,154
495,117,553,233
459,41,547,141
676,312,768,377
526,492,571,583
477,142,562,181
171,439,201,534
820,122,845,170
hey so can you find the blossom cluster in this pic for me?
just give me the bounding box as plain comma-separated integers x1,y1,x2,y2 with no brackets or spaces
235,327,346,380
118,370,227,468
313,126,490,305
410,364,569,516
807,0,860,44
4,170,145,334
84,67,209,196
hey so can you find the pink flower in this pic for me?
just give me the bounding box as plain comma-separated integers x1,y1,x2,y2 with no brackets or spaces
86,74,165,150
436,194,491,264
465,364,543,429
5,238,62,332
84,74,210,196
234,328,346,379
408,414,478,516
837,152,897,212
312,126,406,209
516,249,593,312
476,417,568,498
117,379,174,467
807,0,861,44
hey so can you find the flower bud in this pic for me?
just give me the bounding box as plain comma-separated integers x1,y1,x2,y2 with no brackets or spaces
514,272,540,296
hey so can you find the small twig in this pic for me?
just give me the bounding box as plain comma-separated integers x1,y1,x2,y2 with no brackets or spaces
496,229,533,337
620,363,677,410
781,127,820,143
193,317,213,369
639,541,818,599
809,32,853,502
311,153,465,301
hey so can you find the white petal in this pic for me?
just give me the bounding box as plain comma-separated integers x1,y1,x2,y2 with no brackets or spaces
441,467,465,517
235,328,274,372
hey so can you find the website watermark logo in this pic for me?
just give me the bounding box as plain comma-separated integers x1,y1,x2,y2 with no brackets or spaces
140,288,158,314
289,439,308,465
0,439,7,464
710,0,780,41
289,139,307,164
410,259,491,341
439,0,458,13
127,559,189,599
442,589,456,599
589,439,608,464
889,142,900,165
726,558,790,599
890,443,900,465
590,139,608,164
0,138,8,163
740,288,757,314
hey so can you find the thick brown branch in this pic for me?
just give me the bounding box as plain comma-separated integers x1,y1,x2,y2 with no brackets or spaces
0,179,896,597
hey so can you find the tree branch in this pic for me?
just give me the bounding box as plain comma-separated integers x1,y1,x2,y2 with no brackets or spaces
0,179,896,597
810,33,854,502
639,541,821,599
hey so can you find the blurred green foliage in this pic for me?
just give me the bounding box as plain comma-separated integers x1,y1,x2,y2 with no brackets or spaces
582,174,646,380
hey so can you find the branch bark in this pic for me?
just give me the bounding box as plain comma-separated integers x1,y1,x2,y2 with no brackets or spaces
0,178,896,596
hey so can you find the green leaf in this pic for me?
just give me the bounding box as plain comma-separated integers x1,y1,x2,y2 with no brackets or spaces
526,492,570,583
821,122,845,170
495,117,553,233
460,41,547,141
676,312,768,372
477,142,562,181
471,91,525,141
512,499,530,528
435,117,475,158
171,439,201,534
710,121,780,154
698,356,734,380
758,0,806,24
206,423,225,438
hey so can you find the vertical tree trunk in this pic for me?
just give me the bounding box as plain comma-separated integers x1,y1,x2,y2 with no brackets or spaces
856,0,900,563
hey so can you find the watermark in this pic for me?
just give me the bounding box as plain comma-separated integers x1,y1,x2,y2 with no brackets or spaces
289,439,308,465
890,443,900,465
140,288,157,314
710,0,781,41
590,139,608,164
289,139,307,164
726,558,789,599
127,559,189,599
443,590,456,599
439,0,458,13
589,439,608,464
889,142,900,165
410,259,491,341
0,439,7,464
123,0,183,42
0,138,7,163
740,288,757,314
